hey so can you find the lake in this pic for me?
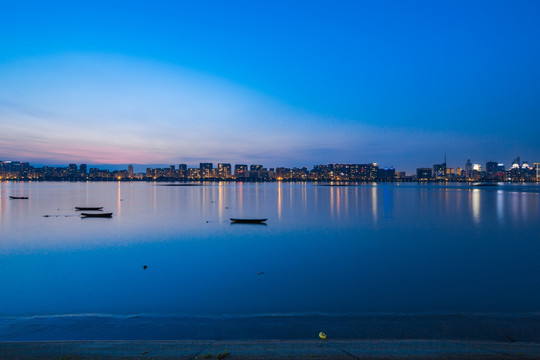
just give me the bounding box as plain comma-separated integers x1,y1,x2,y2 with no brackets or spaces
1,181,539,341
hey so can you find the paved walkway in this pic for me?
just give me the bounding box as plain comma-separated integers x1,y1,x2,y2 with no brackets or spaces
1,340,540,359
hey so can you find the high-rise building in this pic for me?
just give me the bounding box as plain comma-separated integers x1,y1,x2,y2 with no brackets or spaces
465,159,472,178
234,164,248,178
486,161,498,175
128,165,134,178
80,164,87,174
250,164,263,171
433,163,446,179
178,164,187,178
377,167,395,179
417,168,432,179
200,163,213,178
512,156,521,168
218,163,231,179
433,155,447,179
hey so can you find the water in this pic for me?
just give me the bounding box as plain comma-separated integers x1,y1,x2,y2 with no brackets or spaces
1,182,539,341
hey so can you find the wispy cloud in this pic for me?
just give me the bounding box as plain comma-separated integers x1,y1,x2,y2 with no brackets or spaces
0,54,527,172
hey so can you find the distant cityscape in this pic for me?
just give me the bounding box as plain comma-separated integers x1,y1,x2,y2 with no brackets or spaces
1,156,539,182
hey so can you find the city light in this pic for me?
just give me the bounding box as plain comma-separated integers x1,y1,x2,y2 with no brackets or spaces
1,157,538,182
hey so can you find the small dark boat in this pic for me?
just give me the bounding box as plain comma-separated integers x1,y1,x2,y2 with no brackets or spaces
230,218,267,223
75,207,103,211
81,212,113,218
9,196,29,199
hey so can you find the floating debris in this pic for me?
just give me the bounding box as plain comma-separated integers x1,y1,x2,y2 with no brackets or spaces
506,334,516,343
319,331,327,340
257,272,264,275
43,214,78,218
143,265,148,270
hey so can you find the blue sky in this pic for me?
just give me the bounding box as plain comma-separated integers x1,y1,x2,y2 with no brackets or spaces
1,0,539,172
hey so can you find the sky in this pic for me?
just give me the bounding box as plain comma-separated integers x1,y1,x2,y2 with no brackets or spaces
1,0,539,172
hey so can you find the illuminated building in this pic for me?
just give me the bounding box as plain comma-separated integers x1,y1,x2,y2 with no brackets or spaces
188,168,201,179
218,163,232,179
200,163,213,178
234,164,248,178
416,168,432,180
178,164,187,178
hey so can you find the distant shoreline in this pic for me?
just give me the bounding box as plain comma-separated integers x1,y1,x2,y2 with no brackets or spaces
1,179,539,184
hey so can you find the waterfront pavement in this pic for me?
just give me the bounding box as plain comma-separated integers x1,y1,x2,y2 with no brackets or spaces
1,340,540,359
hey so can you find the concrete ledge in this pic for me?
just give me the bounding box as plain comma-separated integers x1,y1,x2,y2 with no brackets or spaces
1,340,540,359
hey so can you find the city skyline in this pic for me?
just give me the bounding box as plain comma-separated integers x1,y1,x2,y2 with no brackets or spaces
1,1,540,169
2,155,539,182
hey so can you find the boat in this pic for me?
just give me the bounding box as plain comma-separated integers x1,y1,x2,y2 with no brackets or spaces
472,183,499,187
81,212,113,218
75,207,103,211
9,196,29,199
230,218,267,223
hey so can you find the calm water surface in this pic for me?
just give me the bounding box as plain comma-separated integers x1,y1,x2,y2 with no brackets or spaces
1,182,539,340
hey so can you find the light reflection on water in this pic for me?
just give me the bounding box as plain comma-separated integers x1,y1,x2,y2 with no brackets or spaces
0,181,539,320
472,188,481,224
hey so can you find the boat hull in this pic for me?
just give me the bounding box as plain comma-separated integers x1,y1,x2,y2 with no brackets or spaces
81,212,113,218
230,218,267,223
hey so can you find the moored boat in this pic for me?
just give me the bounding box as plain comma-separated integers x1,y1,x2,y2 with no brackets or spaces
9,196,29,199
75,207,103,211
230,218,267,223
81,212,113,218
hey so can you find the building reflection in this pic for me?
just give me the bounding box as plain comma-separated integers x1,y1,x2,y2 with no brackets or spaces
382,185,393,218
496,190,505,224
237,182,243,215
277,182,282,220
471,189,481,224
218,182,224,222
117,181,122,215
0,181,3,224
372,185,378,223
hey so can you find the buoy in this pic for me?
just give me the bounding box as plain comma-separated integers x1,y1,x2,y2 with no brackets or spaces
319,331,327,340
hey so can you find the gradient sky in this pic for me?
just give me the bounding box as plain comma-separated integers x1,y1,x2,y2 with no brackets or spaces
1,0,539,172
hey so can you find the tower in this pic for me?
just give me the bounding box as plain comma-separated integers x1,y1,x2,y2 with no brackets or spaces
465,159,472,179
